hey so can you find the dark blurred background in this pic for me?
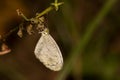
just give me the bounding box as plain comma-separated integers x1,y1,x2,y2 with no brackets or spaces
0,0,120,80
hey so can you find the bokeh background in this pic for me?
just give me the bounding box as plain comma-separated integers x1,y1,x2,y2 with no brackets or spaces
0,0,120,80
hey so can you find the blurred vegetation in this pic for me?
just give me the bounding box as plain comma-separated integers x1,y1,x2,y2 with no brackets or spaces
0,0,120,80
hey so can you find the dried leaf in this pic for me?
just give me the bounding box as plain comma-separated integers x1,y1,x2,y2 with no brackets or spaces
0,43,11,55
16,9,23,16
17,26,23,38
39,16,45,23
36,23,45,32
26,24,34,35
36,17,46,33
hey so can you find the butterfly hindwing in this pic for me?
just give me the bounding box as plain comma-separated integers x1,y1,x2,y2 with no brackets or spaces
34,32,63,71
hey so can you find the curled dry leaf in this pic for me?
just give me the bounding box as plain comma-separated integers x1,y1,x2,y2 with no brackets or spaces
36,16,45,32
17,26,23,38
26,24,34,35
0,43,11,55
36,23,45,32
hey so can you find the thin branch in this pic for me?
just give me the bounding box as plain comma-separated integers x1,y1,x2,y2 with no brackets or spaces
16,9,30,21
0,0,64,41
36,6,53,18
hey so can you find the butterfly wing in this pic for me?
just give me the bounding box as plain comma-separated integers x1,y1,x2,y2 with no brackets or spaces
34,33,63,71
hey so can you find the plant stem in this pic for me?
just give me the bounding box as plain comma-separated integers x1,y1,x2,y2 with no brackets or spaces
36,6,54,18
1,0,64,41
36,0,64,18
56,0,118,80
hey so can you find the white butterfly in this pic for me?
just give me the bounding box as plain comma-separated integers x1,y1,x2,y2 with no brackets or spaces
34,28,63,71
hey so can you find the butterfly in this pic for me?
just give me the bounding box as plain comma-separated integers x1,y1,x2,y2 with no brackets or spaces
34,28,63,71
